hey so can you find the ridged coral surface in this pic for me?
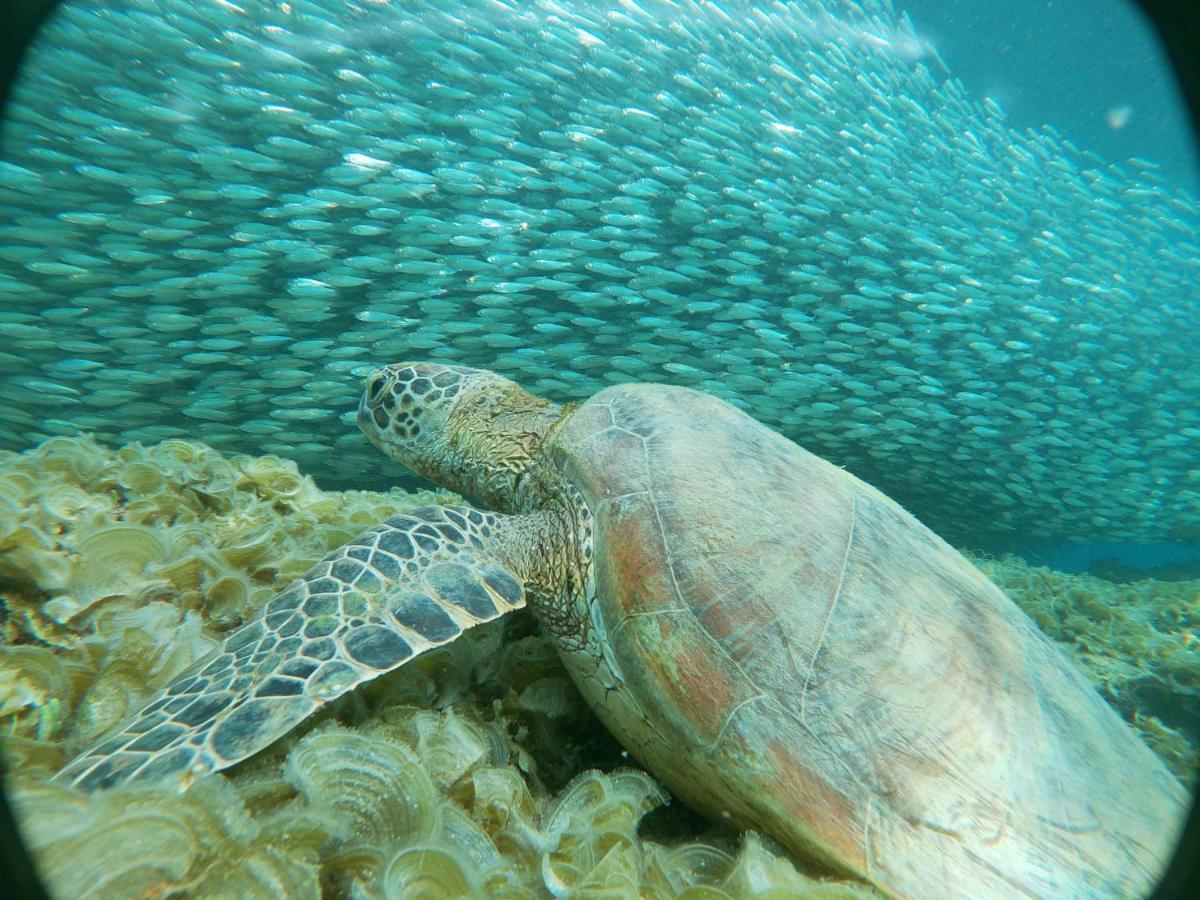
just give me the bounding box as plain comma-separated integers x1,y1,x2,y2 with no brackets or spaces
1,0,1197,544
2,436,878,897
2,437,1194,897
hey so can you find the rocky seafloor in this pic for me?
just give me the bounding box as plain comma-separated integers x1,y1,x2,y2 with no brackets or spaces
0,435,1195,897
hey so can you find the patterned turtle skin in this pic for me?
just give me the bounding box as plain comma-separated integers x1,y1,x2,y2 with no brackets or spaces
56,362,1185,898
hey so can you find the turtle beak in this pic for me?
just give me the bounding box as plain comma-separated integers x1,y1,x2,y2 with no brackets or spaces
356,395,376,444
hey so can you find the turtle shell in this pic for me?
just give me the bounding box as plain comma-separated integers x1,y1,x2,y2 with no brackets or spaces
545,381,1184,898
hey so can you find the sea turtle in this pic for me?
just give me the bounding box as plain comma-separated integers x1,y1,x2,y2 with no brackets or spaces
56,362,1185,898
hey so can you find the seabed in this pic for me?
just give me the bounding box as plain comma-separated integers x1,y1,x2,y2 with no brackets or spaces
1,434,1195,897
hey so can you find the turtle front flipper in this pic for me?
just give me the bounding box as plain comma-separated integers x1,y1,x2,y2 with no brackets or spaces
54,505,530,792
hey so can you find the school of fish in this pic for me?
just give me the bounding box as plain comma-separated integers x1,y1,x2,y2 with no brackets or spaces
0,0,1196,545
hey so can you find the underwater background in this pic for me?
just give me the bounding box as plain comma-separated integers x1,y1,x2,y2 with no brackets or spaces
0,0,1197,896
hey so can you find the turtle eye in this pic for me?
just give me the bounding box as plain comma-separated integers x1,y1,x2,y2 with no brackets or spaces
366,374,386,404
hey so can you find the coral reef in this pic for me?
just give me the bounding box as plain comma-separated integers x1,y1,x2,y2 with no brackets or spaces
2,436,874,897
1,436,1192,896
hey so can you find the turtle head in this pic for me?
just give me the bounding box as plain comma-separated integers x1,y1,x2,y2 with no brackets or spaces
357,362,565,513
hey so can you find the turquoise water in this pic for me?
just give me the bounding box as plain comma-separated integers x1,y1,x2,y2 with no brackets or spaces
0,0,1197,553
1,2,1197,896
904,0,1198,196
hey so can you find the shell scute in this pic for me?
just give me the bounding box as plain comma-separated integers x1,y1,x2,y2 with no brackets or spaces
550,381,1184,899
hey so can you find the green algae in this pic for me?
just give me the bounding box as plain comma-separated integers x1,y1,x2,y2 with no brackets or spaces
1,436,1193,897
1,435,875,898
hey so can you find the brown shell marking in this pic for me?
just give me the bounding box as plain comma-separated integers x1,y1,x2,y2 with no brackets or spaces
548,382,1186,900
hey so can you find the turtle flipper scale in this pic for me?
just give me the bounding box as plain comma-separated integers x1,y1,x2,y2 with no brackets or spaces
54,505,528,792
